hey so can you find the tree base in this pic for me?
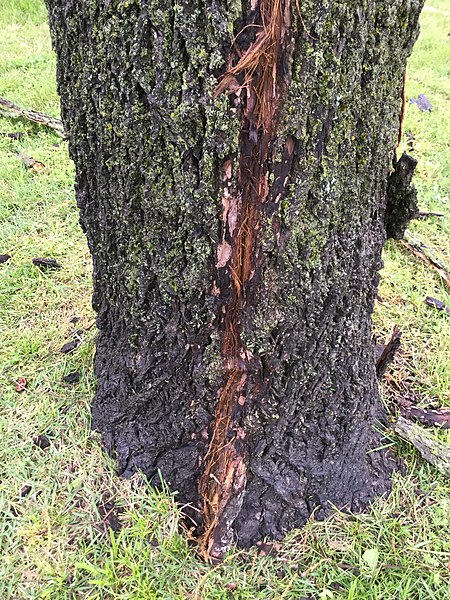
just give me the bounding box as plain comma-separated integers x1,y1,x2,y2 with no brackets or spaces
93,334,396,554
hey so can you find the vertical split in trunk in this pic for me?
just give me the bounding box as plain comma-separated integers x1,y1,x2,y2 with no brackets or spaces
199,0,292,560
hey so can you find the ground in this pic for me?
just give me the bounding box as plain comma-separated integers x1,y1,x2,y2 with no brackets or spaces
0,1,449,598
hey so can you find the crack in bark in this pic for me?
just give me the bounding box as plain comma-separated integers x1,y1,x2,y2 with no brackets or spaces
199,0,292,561
394,68,407,161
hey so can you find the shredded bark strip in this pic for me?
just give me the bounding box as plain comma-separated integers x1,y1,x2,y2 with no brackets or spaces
400,404,450,429
394,69,407,160
199,0,293,561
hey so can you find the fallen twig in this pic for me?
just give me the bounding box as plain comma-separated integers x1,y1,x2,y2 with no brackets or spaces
400,235,450,288
0,97,65,138
416,211,444,219
393,417,450,476
0,131,26,140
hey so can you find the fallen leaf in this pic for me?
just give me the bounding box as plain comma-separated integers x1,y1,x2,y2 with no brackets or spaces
328,538,352,552
20,484,32,497
21,569,40,582
0,254,11,263
362,548,379,571
97,500,122,533
32,257,62,270
60,340,80,354
225,582,238,591
33,435,51,450
63,371,80,384
15,377,27,392
409,94,432,112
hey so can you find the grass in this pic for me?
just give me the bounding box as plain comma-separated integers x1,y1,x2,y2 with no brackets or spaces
373,1,450,408
0,1,449,598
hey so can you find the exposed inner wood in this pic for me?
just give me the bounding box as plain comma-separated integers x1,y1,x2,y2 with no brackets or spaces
199,0,292,560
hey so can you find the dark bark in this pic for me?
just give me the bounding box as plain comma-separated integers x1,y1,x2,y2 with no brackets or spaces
385,152,418,239
46,0,424,559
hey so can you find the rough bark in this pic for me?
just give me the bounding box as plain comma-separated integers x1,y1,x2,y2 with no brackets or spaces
46,0,424,559
385,152,418,239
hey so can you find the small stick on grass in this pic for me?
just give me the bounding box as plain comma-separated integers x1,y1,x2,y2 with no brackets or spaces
425,296,450,315
393,417,450,476
0,97,65,138
400,237,450,288
416,211,444,219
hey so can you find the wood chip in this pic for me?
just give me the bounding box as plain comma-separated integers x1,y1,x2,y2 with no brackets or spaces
18,152,45,173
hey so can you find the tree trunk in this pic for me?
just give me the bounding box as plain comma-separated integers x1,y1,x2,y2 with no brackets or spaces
46,0,424,559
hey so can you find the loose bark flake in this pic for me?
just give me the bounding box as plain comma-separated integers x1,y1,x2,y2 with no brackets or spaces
376,325,402,380
385,153,418,240
400,403,450,429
